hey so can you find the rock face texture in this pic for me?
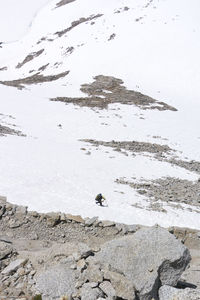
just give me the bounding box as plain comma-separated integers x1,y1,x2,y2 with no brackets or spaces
1,197,199,300
159,285,200,300
94,226,191,300
35,265,77,300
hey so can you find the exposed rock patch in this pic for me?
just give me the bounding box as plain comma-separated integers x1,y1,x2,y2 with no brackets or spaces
51,75,177,110
168,158,200,175
115,7,130,13
0,197,200,299
80,139,173,156
116,177,200,208
63,46,74,56
94,226,191,299
0,71,69,89
38,63,49,72
108,33,116,41
55,15,103,38
81,139,200,210
159,285,200,300
0,124,24,137
0,66,7,71
81,137,200,174
56,0,76,8
16,49,44,69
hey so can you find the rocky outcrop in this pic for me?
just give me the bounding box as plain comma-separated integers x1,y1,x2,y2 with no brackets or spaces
0,196,200,299
35,265,77,300
51,75,177,111
94,226,191,300
159,285,200,300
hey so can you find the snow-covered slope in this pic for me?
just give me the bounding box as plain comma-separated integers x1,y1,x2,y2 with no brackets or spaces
0,0,200,229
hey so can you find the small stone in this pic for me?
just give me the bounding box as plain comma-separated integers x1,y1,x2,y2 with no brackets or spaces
73,252,81,262
30,270,36,276
70,264,77,270
85,216,98,227
82,263,103,283
0,195,7,203
0,241,13,260
60,213,66,222
38,259,44,265
101,220,115,227
0,204,6,217
30,233,38,240
2,259,28,275
8,219,21,228
91,246,100,252
80,283,103,300
46,212,60,227
17,267,25,276
88,282,98,288
99,281,116,298
66,214,85,224
126,224,138,233
29,211,39,217
77,259,87,272
15,205,27,215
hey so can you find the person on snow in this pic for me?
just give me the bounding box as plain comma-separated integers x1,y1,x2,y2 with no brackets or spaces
95,193,106,206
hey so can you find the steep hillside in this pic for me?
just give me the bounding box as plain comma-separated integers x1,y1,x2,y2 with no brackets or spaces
0,0,200,229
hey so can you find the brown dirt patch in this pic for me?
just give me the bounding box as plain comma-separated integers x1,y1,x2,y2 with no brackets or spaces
0,124,25,137
56,0,76,8
16,49,44,69
51,75,177,111
55,14,103,37
0,71,69,89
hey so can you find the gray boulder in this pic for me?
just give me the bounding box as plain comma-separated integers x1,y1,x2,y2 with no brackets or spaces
94,226,191,300
2,258,27,275
35,264,76,299
99,281,116,298
103,269,136,300
159,285,200,300
82,262,103,284
80,282,103,300
0,241,13,260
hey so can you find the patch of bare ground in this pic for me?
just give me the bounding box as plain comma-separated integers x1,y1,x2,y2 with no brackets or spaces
115,7,130,14
144,0,154,8
51,75,177,110
38,63,49,72
16,49,44,69
56,0,76,8
0,71,69,89
116,177,200,208
54,14,103,37
0,124,25,137
0,66,7,71
81,139,200,209
81,139,200,176
80,139,173,156
63,46,74,56
0,197,200,298
37,36,54,45
167,158,200,175
108,33,116,41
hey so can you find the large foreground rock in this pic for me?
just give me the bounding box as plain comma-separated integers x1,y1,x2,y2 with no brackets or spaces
94,226,191,300
35,264,76,300
159,285,200,300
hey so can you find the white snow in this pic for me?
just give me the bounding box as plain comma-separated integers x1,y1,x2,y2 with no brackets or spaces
0,0,51,42
0,0,200,229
